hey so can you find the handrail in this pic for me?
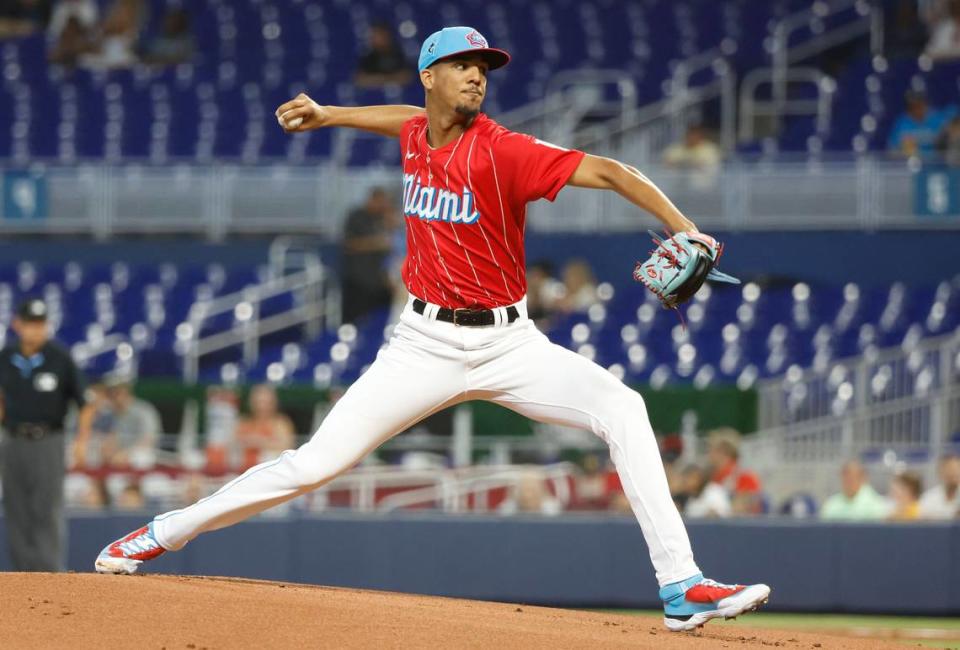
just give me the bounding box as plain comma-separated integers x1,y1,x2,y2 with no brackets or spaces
181,267,326,382
376,463,578,513
498,68,638,145
770,0,881,110
186,268,320,327
71,332,136,376
570,49,736,158
738,67,836,142
761,329,960,390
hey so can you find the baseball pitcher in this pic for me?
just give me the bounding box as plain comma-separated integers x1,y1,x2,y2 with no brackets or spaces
95,26,769,631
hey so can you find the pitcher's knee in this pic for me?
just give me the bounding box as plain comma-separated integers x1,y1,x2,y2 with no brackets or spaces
597,389,652,434
285,447,347,489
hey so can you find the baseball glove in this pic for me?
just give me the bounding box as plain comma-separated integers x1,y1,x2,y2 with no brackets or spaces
633,231,740,310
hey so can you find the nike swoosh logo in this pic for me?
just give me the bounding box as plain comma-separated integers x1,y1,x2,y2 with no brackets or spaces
406,153,416,159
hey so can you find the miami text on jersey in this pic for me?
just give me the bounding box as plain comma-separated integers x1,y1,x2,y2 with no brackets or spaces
402,173,481,224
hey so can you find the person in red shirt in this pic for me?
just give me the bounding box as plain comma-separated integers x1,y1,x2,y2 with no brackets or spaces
96,26,769,631
707,428,764,516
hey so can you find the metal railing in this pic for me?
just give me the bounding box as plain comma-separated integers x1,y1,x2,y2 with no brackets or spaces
374,463,576,513
738,67,836,142
758,330,960,429
570,46,738,163
494,67,640,145
743,385,960,503
746,329,960,503
5,159,956,237
740,0,882,142
770,0,882,110
181,265,326,382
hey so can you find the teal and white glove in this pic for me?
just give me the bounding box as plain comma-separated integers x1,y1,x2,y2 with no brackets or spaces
633,231,740,309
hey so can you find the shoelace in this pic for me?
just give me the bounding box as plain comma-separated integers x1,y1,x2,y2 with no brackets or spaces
697,578,740,591
117,533,159,555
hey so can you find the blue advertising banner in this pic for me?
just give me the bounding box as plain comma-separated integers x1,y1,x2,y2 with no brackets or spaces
914,167,960,217
3,170,47,220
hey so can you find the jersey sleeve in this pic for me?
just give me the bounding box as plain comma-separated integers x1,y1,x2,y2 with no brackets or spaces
398,115,424,155
493,132,586,204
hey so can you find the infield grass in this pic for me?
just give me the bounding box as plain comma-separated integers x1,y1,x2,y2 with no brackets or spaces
614,611,960,649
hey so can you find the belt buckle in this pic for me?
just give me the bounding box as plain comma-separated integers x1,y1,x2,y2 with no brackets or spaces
452,308,467,326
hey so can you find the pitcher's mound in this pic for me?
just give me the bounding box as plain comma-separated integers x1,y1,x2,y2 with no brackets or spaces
0,573,905,649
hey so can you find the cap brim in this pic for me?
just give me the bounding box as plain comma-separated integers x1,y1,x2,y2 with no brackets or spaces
434,47,511,71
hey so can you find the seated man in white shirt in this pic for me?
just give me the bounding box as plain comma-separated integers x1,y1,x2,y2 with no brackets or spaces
919,453,960,519
682,464,731,519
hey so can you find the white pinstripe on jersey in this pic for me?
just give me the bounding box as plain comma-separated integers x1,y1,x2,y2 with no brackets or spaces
441,127,491,302
465,134,511,297
487,144,522,288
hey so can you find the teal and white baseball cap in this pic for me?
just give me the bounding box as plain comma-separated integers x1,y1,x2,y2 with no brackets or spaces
418,26,510,72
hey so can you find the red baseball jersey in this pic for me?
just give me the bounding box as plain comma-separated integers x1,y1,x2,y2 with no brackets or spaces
398,113,586,309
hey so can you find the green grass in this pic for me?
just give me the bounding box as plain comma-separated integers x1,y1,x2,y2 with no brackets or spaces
611,611,960,649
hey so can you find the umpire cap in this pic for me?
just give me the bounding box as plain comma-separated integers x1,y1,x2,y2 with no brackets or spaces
17,299,48,322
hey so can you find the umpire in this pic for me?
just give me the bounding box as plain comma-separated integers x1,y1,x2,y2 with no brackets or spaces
0,299,93,571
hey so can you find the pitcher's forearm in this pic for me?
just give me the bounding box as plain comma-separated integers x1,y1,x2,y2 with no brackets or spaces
275,93,424,138
325,105,425,137
568,154,697,233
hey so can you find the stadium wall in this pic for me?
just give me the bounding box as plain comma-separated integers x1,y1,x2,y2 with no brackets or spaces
2,514,956,614
6,231,957,287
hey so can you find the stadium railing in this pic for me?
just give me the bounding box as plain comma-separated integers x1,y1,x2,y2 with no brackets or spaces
745,330,960,502
1,159,956,237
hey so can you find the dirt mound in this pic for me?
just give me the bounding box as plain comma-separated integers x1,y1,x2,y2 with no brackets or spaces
0,573,908,649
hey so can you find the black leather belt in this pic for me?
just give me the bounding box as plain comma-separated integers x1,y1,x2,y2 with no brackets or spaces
413,298,519,327
7,423,58,439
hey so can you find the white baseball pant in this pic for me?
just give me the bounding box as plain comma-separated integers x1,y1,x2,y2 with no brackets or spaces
152,295,701,587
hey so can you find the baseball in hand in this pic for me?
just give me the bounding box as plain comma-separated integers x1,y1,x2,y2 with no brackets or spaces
280,112,303,129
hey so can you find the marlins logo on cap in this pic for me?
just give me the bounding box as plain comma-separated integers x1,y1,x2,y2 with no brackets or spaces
465,30,487,48
418,26,510,72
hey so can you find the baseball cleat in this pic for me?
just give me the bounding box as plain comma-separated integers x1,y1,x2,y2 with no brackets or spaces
94,522,166,575
660,573,771,632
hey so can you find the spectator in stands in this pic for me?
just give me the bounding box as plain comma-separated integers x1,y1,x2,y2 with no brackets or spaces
64,473,108,510
662,125,722,190
82,0,142,69
99,379,161,468
235,384,295,470
887,90,956,158
204,385,240,472
0,0,51,38
821,460,889,520
888,471,923,521
499,469,563,516
555,259,598,314
525,260,562,325
47,0,96,42
114,481,145,511
919,453,960,518
935,115,960,166
354,21,412,88
886,0,930,57
680,464,731,519
48,14,95,67
139,7,193,65
86,380,115,464
706,428,763,516
926,0,960,59
342,187,396,324
574,453,620,510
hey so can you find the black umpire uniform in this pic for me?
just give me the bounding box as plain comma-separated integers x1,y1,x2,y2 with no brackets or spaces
0,299,90,571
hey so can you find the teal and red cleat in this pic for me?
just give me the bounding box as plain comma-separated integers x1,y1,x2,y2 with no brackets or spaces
660,573,771,631
94,523,166,575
